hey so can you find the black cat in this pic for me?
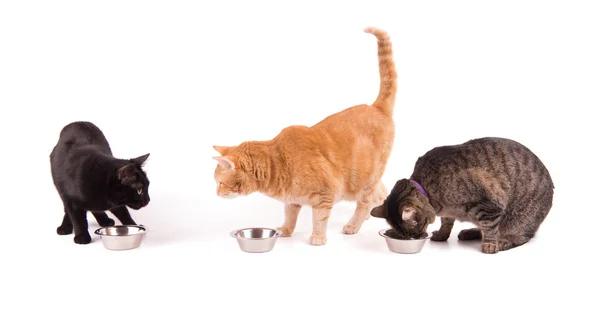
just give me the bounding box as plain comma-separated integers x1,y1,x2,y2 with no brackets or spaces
50,121,151,244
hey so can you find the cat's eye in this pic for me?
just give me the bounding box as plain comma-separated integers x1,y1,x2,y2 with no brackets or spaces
137,189,143,195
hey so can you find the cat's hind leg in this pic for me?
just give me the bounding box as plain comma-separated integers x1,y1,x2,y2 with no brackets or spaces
498,233,533,251
457,228,482,241
496,193,551,251
92,211,115,227
276,203,302,237
56,202,73,235
65,204,91,244
343,182,381,234
310,198,334,246
366,181,387,221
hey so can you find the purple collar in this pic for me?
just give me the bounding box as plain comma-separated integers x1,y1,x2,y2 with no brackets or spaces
410,179,429,199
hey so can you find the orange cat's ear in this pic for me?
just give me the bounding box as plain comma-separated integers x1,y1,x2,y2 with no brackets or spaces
213,145,232,155
213,156,236,170
402,207,416,221
370,205,385,218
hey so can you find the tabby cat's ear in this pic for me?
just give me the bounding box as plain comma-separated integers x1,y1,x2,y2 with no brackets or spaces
117,164,137,184
213,156,236,170
213,145,232,155
402,207,416,221
131,153,150,165
370,205,386,218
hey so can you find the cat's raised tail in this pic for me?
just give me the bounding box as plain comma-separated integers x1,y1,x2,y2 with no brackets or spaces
365,27,397,118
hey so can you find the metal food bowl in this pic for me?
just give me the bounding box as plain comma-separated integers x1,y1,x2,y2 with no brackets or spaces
94,225,147,250
230,228,283,253
378,229,429,254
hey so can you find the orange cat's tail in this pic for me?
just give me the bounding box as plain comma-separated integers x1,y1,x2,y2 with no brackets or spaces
365,27,397,117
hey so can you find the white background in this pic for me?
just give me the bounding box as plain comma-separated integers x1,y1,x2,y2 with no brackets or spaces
1,1,598,308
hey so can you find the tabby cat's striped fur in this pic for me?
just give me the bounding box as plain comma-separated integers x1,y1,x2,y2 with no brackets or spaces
371,137,554,254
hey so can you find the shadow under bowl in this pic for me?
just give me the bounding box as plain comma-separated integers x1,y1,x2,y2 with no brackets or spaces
230,228,283,253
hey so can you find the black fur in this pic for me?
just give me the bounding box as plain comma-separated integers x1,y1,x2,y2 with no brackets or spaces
50,121,151,244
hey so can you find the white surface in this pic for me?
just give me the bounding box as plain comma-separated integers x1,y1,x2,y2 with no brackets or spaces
1,1,598,308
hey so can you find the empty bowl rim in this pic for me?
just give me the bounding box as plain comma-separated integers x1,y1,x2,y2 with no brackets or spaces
94,225,147,237
230,227,283,240
378,229,430,241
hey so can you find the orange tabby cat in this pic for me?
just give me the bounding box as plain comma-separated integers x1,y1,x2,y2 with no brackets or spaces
213,27,397,246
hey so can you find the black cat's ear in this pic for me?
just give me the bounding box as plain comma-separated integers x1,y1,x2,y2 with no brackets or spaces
117,164,137,184
131,153,150,165
370,205,386,218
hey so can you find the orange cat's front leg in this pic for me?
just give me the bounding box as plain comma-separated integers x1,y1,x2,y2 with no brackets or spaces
310,201,333,246
344,181,387,233
277,203,301,237
343,199,370,234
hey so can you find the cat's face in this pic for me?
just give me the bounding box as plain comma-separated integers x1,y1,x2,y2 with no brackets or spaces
370,179,435,239
212,146,257,198
114,154,151,209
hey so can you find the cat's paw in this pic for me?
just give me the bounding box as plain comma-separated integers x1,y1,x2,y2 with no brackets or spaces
99,218,115,227
342,224,360,235
276,226,293,237
56,225,73,235
430,230,450,241
458,228,482,241
74,233,92,245
309,235,327,246
481,242,499,254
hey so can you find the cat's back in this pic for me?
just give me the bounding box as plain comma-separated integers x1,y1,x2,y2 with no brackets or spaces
51,121,111,155
56,121,110,148
312,104,392,133
415,137,552,184
462,137,549,171
50,122,113,181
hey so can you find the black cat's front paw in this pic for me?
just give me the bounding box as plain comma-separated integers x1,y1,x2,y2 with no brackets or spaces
74,233,92,244
57,225,73,235
99,218,115,227
430,230,450,241
121,219,137,226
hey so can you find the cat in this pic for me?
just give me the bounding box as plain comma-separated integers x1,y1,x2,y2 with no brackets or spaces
370,137,554,254
212,27,397,246
50,121,151,244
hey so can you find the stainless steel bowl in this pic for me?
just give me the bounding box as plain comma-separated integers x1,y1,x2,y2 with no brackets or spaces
94,225,147,250
230,228,283,253
378,229,428,254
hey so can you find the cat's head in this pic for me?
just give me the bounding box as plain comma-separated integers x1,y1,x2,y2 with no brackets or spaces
370,179,435,239
212,144,267,198
113,153,151,209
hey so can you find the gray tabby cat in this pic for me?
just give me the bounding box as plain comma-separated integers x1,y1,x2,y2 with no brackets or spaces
370,137,554,254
